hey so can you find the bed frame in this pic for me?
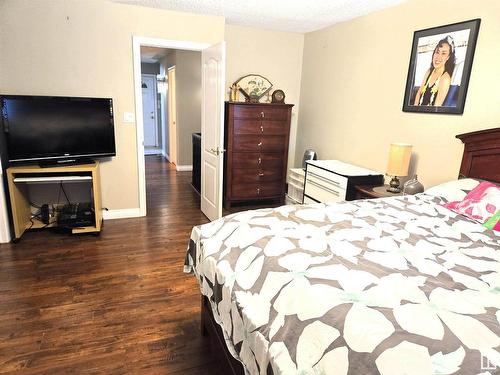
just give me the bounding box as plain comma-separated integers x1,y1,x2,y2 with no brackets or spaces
200,127,500,375
456,127,500,183
201,295,245,375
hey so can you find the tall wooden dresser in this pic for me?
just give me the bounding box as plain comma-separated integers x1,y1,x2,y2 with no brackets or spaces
224,102,294,208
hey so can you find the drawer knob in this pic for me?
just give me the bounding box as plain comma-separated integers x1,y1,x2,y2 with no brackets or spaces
257,141,263,147
258,172,264,177
257,188,260,195
260,125,264,133
258,157,262,164
260,111,265,118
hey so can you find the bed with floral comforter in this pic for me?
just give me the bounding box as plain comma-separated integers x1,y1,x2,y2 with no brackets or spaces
184,193,500,374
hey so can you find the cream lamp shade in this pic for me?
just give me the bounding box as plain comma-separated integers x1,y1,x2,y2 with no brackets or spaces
387,143,412,176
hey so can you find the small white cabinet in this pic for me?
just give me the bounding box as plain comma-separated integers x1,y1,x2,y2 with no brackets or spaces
304,160,383,203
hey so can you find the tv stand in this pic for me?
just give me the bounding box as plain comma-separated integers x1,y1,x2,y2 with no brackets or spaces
39,158,95,168
6,162,102,242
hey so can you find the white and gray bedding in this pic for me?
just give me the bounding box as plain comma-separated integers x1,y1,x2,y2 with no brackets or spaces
184,193,500,374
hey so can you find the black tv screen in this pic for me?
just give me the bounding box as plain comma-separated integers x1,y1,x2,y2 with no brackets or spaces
1,95,116,163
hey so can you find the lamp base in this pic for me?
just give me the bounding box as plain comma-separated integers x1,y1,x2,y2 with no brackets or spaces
387,176,401,193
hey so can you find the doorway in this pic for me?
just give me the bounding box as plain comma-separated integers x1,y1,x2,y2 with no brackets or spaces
167,66,177,165
141,74,160,154
139,47,200,170
133,37,225,220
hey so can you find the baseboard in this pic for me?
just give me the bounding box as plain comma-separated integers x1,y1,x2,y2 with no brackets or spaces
144,148,162,156
163,151,170,162
176,165,193,172
103,208,143,220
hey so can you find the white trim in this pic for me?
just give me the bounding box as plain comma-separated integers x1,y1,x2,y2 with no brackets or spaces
141,73,160,148
159,64,168,160
103,208,142,220
0,180,11,243
144,148,162,155
176,165,193,172
133,36,210,217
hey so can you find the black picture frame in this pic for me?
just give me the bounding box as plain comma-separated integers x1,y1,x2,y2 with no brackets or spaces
402,19,480,114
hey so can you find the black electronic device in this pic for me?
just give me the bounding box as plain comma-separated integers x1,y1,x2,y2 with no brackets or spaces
57,202,95,228
40,204,50,224
0,95,115,165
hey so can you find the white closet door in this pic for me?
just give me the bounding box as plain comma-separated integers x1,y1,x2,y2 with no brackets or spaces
141,74,158,148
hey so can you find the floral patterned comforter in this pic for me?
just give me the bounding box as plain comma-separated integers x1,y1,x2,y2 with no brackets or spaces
184,194,500,374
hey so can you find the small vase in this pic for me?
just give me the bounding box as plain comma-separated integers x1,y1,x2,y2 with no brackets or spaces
403,175,424,195
229,84,239,102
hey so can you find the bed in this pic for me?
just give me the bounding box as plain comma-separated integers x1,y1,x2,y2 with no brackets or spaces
184,127,500,375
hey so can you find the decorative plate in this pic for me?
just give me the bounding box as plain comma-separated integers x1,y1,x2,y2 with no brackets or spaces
234,74,273,102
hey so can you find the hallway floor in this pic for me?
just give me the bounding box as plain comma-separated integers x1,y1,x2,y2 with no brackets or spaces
0,156,222,374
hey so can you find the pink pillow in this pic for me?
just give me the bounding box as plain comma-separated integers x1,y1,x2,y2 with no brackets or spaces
443,181,500,223
494,221,500,231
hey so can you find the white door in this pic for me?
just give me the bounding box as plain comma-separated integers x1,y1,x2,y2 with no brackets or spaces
141,74,158,148
167,67,178,165
0,160,11,243
201,42,225,221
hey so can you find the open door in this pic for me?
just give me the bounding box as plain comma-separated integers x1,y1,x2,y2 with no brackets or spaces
167,67,177,165
201,42,225,221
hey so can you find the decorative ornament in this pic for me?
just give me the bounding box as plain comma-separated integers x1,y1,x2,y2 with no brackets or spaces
234,74,273,103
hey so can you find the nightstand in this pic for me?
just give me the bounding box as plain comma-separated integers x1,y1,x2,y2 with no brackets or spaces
355,185,404,199
303,160,383,204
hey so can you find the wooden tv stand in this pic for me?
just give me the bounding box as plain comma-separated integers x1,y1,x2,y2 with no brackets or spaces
6,162,102,241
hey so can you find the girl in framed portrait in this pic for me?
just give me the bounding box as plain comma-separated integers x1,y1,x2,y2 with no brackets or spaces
414,36,456,107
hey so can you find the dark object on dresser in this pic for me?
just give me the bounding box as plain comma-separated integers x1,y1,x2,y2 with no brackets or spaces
271,89,285,104
224,102,294,208
192,133,201,194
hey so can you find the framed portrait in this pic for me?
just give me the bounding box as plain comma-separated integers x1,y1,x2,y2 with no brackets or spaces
402,19,480,114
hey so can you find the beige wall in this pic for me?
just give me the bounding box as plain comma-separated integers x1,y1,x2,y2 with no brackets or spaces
166,50,202,166
0,0,224,210
296,0,500,187
225,25,304,171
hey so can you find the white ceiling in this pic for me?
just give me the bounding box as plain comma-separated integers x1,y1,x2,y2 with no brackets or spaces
140,46,170,63
113,0,407,33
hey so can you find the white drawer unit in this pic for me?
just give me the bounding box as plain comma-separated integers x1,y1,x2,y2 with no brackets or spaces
304,160,383,203
287,168,306,204
303,195,319,204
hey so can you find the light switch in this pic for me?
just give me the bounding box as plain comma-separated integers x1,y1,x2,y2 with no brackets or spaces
123,112,135,123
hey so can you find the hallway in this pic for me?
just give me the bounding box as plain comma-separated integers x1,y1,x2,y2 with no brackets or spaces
0,156,220,373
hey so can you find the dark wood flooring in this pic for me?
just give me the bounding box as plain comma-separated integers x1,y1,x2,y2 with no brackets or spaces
0,156,224,374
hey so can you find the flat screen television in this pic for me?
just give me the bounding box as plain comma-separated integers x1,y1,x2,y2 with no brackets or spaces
0,95,116,165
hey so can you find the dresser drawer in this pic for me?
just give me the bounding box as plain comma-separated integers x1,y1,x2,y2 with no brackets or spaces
304,177,346,203
232,181,283,199
234,119,288,135
233,135,286,152
233,167,283,183
306,164,348,190
233,106,288,120
232,153,283,169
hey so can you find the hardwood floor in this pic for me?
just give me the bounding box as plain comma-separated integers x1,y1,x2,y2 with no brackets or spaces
0,156,223,374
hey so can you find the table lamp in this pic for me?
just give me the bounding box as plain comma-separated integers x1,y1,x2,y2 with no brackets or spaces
386,143,412,193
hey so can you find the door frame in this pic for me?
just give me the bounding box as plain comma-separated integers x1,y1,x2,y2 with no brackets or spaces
166,66,177,165
141,73,160,151
132,36,210,216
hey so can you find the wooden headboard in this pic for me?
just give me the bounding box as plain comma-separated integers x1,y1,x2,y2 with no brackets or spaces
456,127,500,184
